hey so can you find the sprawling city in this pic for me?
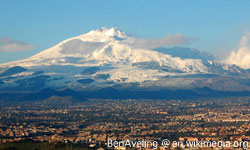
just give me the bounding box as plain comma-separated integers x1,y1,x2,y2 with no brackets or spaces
0,97,250,149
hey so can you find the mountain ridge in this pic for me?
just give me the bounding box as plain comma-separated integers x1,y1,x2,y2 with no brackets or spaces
0,27,250,99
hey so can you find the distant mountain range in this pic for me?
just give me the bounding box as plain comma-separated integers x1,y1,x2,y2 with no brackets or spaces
0,28,250,101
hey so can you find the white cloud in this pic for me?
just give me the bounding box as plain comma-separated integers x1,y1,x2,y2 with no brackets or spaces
128,33,198,49
60,39,104,54
0,37,35,52
224,32,250,69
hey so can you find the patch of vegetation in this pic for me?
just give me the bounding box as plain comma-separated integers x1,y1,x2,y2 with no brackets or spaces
0,140,93,150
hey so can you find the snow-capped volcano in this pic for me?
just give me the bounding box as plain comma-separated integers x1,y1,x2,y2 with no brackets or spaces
30,28,131,60
0,28,250,93
0,28,219,72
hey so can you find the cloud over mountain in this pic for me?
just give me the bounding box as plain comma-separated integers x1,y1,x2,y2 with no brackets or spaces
0,37,35,52
224,32,250,69
129,33,198,49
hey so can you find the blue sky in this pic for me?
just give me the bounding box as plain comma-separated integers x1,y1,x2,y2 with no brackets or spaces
1,0,250,63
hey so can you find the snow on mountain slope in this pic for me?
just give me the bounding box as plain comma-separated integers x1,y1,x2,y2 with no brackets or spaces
0,27,249,91
0,28,208,71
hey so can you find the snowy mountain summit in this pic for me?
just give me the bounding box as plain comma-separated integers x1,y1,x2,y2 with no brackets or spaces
1,28,211,70
0,28,250,94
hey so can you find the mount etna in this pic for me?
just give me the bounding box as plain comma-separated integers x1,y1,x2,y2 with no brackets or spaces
0,28,250,101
